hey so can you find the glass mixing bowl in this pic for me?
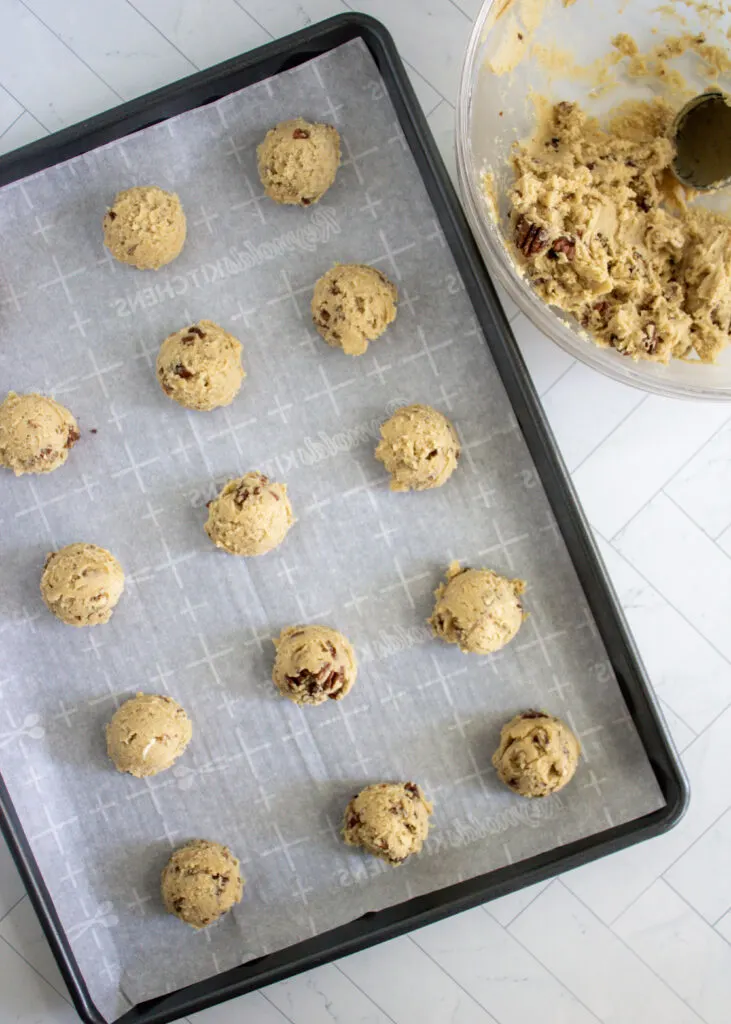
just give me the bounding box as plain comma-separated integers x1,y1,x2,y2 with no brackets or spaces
456,0,731,400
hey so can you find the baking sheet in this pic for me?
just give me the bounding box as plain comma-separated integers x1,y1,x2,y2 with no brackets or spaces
0,38,664,1022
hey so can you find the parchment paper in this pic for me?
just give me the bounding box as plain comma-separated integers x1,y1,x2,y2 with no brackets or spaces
0,39,664,1022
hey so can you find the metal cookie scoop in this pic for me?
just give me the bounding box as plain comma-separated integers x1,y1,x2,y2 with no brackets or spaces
671,90,731,190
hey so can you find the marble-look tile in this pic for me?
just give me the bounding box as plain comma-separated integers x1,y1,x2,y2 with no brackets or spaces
129,0,271,69
189,989,289,1023
0,897,70,1001
0,0,119,130
265,962,394,1023
595,534,731,733
0,110,47,156
414,905,597,1023
664,423,731,541
715,909,731,944
339,934,498,1024
509,882,703,1024
664,809,731,925
0,935,78,1023
23,0,195,100
510,313,575,396
349,1,473,104
563,703,731,924
541,365,645,473
614,881,731,1024
484,879,551,927
243,0,345,39
571,400,730,540
0,837,25,922
613,495,731,662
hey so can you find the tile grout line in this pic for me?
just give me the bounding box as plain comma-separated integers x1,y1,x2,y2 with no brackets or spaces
480,883,548,929
445,0,474,22
332,962,399,1024
567,394,650,476
0,79,50,132
124,0,200,71
538,359,576,400
555,879,707,1023
0,109,27,140
16,0,124,101
663,488,731,555
0,932,73,1007
496,886,604,1024
0,892,27,928
259,988,298,1024
660,873,731,939
406,932,502,1023
609,415,731,544
596,524,731,677
657,697,698,744
230,0,275,40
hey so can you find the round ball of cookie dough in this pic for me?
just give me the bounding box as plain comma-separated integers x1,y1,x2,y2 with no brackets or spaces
106,694,192,778
40,543,125,627
257,118,341,206
273,625,357,706
429,562,525,655
0,392,79,476
312,264,398,356
343,782,433,865
205,471,294,556
103,185,186,270
493,710,581,798
156,320,245,411
375,404,460,492
162,839,243,929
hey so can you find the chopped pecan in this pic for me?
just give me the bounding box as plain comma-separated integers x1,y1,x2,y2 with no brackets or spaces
404,782,419,797
293,127,310,139
301,197,312,206
181,334,196,345
426,449,438,460
188,325,206,338
548,236,576,261
641,322,658,354
515,215,549,257
234,487,250,506
66,427,80,448
174,364,193,379
319,307,330,322
520,709,544,720
107,210,117,221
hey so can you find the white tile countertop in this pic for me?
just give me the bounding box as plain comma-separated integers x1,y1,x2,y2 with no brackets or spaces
1,1,730,1022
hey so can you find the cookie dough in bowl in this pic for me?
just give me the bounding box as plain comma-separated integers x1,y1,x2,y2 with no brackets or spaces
205,471,294,556
0,392,79,476
106,694,192,778
493,710,581,798
375,404,460,491
156,320,245,411
40,543,125,627
343,782,433,865
429,562,526,655
257,118,341,206
161,839,244,929
312,264,398,356
103,185,186,270
272,625,357,706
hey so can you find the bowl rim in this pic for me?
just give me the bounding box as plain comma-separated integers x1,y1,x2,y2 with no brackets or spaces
455,0,731,402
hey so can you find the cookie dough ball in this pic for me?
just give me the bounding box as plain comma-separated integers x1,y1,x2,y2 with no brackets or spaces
429,562,525,655
312,264,398,356
375,404,460,492
273,625,357,706
0,392,79,476
40,543,125,627
343,782,433,865
156,320,244,411
257,118,341,206
493,710,581,798
103,185,186,270
162,839,243,929
205,471,294,556
106,694,192,778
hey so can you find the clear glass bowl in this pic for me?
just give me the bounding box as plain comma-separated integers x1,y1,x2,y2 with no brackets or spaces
456,0,731,400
